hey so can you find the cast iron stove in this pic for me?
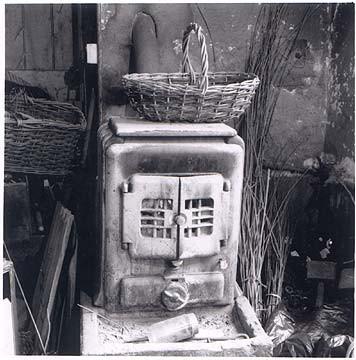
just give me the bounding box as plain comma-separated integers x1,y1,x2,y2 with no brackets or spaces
94,117,245,313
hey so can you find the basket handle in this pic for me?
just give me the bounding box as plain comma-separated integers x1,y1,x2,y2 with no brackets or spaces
182,23,209,94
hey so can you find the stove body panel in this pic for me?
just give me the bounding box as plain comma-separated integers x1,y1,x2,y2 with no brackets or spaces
95,118,244,313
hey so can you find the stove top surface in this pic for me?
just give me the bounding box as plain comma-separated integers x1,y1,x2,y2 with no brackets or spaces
108,116,237,138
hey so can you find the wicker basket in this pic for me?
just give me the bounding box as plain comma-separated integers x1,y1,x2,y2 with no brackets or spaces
5,94,86,176
123,23,260,123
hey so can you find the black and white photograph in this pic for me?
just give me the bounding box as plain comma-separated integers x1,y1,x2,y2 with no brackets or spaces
1,1,354,356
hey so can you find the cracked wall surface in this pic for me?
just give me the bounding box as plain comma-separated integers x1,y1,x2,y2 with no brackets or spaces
324,4,354,162
98,4,354,170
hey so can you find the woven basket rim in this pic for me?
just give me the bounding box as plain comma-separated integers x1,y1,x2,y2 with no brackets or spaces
5,95,85,108
5,111,86,130
123,72,260,94
124,72,259,89
123,71,259,81
4,166,74,176
5,97,87,129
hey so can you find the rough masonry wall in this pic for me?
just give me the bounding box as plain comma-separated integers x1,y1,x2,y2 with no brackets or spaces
324,3,355,161
192,4,330,170
98,4,354,170
98,4,193,118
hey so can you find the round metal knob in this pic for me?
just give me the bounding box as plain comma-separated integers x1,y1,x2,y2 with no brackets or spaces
174,214,187,226
161,281,189,311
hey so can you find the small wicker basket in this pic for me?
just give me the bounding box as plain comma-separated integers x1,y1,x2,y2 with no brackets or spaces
5,94,86,176
123,23,260,123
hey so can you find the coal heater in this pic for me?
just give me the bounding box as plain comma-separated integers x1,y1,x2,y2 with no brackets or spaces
94,116,245,313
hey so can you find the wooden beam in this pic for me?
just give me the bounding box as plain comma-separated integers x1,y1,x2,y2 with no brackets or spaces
5,5,25,69
23,4,53,70
53,4,73,70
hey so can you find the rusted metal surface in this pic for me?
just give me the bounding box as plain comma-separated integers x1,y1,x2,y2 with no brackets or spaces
179,174,228,259
123,175,179,259
95,118,244,312
120,273,224,308
91,117,272,355
122,173,228,260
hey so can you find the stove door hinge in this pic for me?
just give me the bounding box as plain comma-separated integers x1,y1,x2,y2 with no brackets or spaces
121,182,130,193
221,180,231,245
121,181,133,250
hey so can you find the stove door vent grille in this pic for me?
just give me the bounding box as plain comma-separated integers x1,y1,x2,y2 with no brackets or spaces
123,175,179,259
123,174,229,260
140,199,173,239
179,174,228,259
184,198,214,237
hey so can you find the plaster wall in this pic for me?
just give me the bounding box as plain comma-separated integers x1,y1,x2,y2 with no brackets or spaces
98,3,354,170
324,3,354,161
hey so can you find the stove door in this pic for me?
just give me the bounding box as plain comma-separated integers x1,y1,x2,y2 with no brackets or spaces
178,174,228,259
123,174,179,259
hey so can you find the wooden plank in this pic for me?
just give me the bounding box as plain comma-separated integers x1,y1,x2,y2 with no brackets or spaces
38,207,69,348
32,203,74,353
8,263,20,354
3,259,14,274
233,295,267,338
50,223,78,353
81,88,95,166
23,4,52,70
80,311,100,355
2,260,20,354
41,209,73,349
53,4,73,70
32,205,62,310
32,205,61,317
46,210,73,313
222,335,274,357
5,5,25,69
66,224,78,314
0,299,15,354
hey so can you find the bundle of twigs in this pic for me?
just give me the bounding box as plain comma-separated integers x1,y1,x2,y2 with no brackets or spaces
263,172,307,323
237,4,313,322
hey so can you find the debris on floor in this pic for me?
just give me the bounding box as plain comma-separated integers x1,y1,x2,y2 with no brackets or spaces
267,296,354,357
